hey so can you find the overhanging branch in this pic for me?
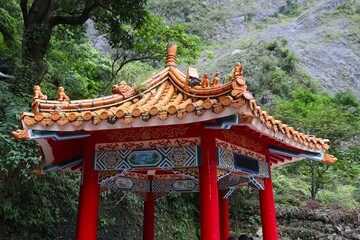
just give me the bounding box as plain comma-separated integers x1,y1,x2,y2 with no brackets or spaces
48,0,98,28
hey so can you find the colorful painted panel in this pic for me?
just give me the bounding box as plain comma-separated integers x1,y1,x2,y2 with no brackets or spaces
152,179,199,193
95,145,199,170
115,176,134,189
128,150,162,166
101,176,150,192
101,177,199,193
216,139,265,162
216,139,269,178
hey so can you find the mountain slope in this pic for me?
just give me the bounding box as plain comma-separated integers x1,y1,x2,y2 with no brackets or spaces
150,0,360,98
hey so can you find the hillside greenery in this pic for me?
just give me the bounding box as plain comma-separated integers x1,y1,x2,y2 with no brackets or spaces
1,0,360,239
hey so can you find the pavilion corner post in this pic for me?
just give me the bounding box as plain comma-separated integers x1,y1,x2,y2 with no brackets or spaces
219,190,230,240
259,153,279,240
199,131,220,240
143,192,155,240
76,139,100,240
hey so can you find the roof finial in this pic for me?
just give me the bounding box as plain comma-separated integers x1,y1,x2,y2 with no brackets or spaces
166,43,177,66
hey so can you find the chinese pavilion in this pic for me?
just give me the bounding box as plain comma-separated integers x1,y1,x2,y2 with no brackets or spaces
12,44,337,240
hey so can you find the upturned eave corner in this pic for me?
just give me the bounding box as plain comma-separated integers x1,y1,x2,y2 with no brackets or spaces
322,153,337,165
11,129,30,140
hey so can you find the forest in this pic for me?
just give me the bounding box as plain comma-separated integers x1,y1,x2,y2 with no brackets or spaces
0,0,359,239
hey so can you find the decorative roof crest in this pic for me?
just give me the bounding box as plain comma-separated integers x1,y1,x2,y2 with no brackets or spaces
112,81,137,99
33,85,47,101
57,86,70,101
166,43,177,66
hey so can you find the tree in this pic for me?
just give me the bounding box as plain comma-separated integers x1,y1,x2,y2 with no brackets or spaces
96,13,201,94
17,0,148,94
272,88,360,200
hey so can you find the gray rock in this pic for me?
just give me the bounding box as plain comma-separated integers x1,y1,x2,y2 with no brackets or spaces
231,49,242,55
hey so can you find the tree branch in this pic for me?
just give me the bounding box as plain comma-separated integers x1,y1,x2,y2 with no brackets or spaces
99,54,158,96
20,0,29,28
48,0,98,28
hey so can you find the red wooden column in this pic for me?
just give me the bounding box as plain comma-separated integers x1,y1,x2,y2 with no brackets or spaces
199,131,220,240
143,192,155,240
76,138,100,240
219,190,230,240
259,156,278,240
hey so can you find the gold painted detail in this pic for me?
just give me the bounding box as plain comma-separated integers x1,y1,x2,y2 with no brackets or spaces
168,148,190,166
222,132,264,153
107,127,189,141
96,138,199,151
154,174,189,180
173,167,199,180
217,169,230,180
124,172,149,179
98,171,122,184
102,151,123,169
216,139,265,161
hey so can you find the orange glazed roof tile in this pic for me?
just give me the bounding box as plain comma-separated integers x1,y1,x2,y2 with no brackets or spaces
13,44,336,165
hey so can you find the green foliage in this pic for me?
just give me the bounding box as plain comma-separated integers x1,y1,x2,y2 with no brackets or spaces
96,13,201,66
98,191,144,239
42,27,112,99
0,121,80,238
237,38,320,101
229,188,261,236
335,0,360,15
129,13,201,65
281,1,302,17
0,1,22,72
118,62,155,88
206,51,215,60
273,88,360,142
95,13,201,94
272,88,360,204
318,185,357,209
0,8,17,42
272,172,309,205
156,193,200,239
149,0,211,40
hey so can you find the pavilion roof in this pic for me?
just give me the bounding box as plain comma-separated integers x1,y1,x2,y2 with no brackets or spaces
12,44,336,166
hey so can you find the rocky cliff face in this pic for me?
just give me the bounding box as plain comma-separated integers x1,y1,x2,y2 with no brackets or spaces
151,0,360,98
261,0,360,97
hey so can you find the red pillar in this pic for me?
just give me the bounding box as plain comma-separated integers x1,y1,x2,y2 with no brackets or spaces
76,139,100,240
199,131,220,240
259,162,278,240
219,190,230,240
143,192,155,240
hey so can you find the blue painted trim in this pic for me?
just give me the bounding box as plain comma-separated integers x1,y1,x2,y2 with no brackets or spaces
29,129,90,141
43,157,83,173
269,145,323,161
